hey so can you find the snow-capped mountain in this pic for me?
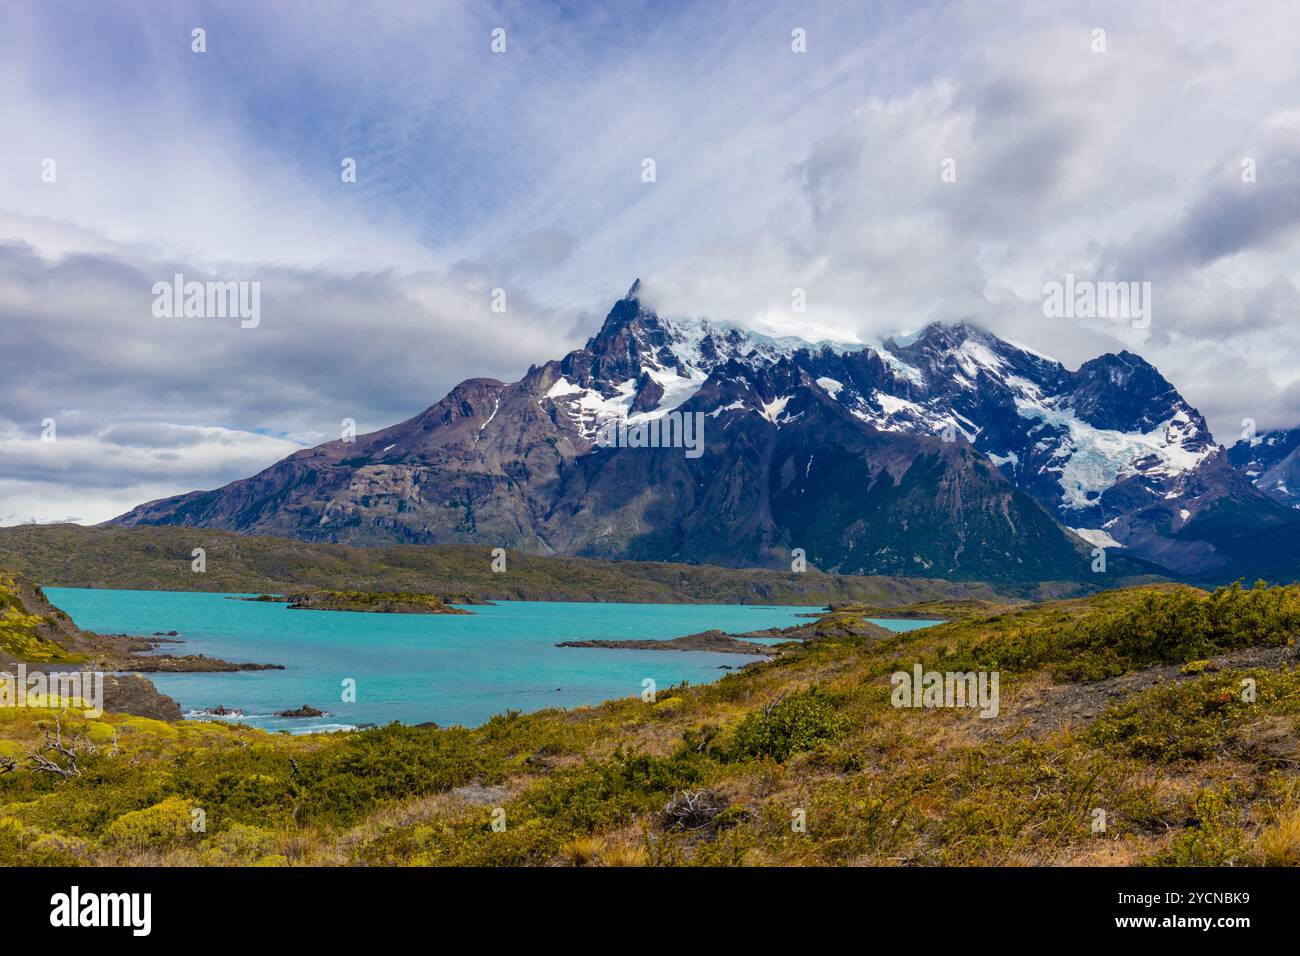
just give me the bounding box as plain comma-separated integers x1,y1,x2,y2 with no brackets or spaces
532,285,1281,573
110,281,1296,582
1228,428,1300,508
862,324,1265,572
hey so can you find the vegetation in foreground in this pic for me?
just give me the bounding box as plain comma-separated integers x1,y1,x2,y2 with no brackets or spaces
3,580,1299,866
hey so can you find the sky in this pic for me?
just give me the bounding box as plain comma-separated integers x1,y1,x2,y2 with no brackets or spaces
3,0,1300,524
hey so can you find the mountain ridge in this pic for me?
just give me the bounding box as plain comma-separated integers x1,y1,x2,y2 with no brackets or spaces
108,282,1296,583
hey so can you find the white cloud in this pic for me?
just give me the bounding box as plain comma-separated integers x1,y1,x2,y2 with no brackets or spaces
0,423,302,525
4,0,1300,522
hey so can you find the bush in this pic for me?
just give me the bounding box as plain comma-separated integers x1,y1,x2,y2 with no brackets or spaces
728,688,850,762
201,823,285,865
527,749,707,832
290,724,489,826
1088,668,1300,765
103,796,196,851
1148,789,1247,866
1058,583,1300,679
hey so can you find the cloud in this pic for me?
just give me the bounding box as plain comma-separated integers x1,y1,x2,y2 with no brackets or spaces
0,237,581,523
5,0,1300,523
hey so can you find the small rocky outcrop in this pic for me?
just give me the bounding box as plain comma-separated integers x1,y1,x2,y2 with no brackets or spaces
193,705,244,717
275,704,326,718
558,630,777,655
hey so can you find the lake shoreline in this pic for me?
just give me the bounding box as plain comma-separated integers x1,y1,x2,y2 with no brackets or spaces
78,631,286,673
37,588,942,734
47,589,857,733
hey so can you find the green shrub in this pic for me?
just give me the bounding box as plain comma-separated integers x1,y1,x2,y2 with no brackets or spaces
103,796,196,851
728,688,850,762
1147,788,1248,866
289,724,489,826
201,822,284,865
526,749,707,832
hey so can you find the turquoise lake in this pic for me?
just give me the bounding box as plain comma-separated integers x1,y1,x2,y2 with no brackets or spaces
46,588,935,733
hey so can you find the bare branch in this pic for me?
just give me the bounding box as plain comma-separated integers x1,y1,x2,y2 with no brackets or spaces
27,708,96,778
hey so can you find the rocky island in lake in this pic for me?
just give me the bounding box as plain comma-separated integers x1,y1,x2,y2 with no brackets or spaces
558,629,781,656
282,590,475,614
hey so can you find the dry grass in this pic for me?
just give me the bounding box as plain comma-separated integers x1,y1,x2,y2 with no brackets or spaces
1256,785,1300,865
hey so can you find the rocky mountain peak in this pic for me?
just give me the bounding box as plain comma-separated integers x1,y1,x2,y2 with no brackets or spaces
108,284,1300,580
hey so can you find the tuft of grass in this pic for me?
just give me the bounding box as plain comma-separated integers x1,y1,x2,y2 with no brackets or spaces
560,834,604,866
1256,787,1300,866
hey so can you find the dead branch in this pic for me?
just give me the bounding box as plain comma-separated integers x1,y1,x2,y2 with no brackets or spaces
27,708,95,778
664,789,732,831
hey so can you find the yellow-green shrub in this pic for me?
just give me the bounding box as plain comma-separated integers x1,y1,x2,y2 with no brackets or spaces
103,796,197,851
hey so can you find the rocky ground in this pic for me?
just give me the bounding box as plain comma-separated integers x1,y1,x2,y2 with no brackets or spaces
996,642,1300,741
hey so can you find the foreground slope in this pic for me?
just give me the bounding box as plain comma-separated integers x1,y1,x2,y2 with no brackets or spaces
4,582,1299,866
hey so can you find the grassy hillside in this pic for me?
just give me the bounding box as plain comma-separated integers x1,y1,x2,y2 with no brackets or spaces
3,581,1298,866
0,572,83,665
0,524,1046,605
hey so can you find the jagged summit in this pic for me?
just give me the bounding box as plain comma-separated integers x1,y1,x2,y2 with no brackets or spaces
887,319,992,349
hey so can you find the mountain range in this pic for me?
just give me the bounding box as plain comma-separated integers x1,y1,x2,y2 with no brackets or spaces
109,281,1300,585
1228,427,1300,508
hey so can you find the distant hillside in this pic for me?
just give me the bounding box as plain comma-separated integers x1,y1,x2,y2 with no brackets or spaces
0,524,1142,605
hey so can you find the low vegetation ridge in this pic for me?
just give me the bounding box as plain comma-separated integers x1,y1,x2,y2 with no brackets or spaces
3,579,1299,866
0,524,1145,605
273,591,473,614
